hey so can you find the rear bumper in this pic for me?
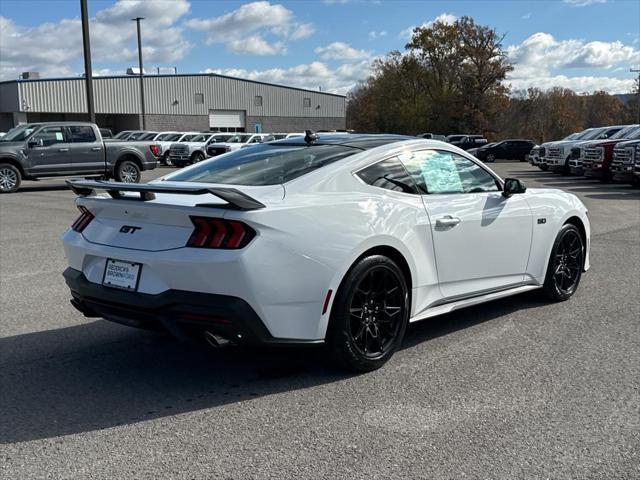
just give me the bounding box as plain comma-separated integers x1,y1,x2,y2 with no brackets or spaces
64,268,318,345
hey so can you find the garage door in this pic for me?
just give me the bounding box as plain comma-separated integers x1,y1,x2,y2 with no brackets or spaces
209,110,245,131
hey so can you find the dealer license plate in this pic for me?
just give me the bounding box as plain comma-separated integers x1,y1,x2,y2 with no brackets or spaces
102,258,142,291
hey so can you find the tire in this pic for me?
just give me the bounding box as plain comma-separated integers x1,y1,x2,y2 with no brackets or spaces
486,154,495,163
0,163,22,193
191,152,205,164
540,163,549,171
542,224,584,302
163,152,173,166
325,255,410,372
562,156,571,175
115,160,141,183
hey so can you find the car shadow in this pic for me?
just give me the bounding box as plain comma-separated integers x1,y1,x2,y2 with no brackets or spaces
0,291,546,445
15,184,71,193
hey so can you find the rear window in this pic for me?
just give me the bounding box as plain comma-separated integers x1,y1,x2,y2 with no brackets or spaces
168,144,358,185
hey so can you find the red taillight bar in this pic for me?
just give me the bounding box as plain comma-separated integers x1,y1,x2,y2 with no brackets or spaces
71,206,94,233
150,144,160,157
186,216,256,249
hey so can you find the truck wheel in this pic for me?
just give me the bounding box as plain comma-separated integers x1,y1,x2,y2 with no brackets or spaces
163,152,173,166
0,163,21,193
191,152,205,164
486,154,495,163
115,160,140,183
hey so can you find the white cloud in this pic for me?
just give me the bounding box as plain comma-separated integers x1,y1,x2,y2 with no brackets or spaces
202,59,373,95
314,42,371,61
368,30,387,40
400,13,457,40
0,0,191,81
563,0,607,7
507,32,639,93
185,1,312,55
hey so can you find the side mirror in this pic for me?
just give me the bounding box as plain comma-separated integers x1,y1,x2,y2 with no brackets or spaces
27,138,43,148
502,178,527,197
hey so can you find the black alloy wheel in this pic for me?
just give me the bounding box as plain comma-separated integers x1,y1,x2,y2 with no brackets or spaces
326,255,409,371
543,224,584,301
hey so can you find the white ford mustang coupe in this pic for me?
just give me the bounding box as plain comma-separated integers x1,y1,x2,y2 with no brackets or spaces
62,133,590,371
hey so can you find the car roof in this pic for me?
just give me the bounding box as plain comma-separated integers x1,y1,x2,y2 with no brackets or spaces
271,133,415,150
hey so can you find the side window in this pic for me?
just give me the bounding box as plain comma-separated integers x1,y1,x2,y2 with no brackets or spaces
69,126,97,143
356,157,418,194
303,97,311,108
254,95,263,107
398,150,499,194
31,126,66,147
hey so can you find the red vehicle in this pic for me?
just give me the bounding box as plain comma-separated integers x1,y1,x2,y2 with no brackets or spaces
582,125,640,181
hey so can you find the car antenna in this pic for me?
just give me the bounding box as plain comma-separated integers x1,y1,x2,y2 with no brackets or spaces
304,130,318,144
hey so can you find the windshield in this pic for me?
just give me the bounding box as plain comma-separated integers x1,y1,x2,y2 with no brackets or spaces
563,132,580,141
209,134,233,143
227,134,252,143
113,131,132,139
167,144,359,186
2,123,41,142
627,127,640,140
191,134,211,142
127,131,147,141
139,132,159,140
180,134,198,142
581,128,606,141
157,133,181,141
611,125,638,139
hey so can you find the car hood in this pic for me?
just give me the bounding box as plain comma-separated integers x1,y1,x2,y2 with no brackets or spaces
0,141,25,149
614,139,640,148
580,138,630,148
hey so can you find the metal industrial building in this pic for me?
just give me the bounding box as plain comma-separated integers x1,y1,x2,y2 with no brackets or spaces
0,73,346,134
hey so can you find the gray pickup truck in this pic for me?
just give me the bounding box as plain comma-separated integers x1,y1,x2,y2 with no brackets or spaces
0,122,159,193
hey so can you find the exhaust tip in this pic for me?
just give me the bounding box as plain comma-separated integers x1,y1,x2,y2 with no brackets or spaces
204,331,230,348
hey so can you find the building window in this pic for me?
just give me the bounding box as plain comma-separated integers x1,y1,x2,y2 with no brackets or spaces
194,93,204,104
303,97,311,108
254,95,263,107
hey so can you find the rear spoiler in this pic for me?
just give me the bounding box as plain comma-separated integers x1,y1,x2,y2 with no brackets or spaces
65,179,265,211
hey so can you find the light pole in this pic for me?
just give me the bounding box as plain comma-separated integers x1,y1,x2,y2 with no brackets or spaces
80,0,95,123
631,68,640,124
132,17,146,129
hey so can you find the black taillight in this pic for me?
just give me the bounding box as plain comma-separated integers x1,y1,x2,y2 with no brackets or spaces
71,206,94,232
186,216,255,249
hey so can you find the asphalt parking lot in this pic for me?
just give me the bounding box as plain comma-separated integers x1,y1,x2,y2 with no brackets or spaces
1,161,638,479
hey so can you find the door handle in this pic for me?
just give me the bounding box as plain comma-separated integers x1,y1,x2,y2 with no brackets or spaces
435,215,461,228
58,148,69,152
91,147,102,151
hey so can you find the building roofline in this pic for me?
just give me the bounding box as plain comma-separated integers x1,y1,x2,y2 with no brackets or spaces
0,72,346,99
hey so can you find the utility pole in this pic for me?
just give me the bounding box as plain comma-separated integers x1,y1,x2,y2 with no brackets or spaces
631,68,640,124
80,0,95,123
132,17,146,129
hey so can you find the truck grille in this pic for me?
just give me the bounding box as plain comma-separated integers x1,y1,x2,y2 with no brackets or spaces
170,144,189,155
582,147,603,169
539,147,546,157
547,147,564,160
208,146,229,157
611,148,635,173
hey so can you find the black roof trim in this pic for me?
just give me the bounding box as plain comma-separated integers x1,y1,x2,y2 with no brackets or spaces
0,73,346,99
270,134,415,150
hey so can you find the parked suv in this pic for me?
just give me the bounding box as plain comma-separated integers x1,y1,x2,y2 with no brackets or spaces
0,122,158,193
582,125,640,181
472,139,535,162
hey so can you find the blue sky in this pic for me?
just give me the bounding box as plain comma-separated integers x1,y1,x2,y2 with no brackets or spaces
1,0,638,94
